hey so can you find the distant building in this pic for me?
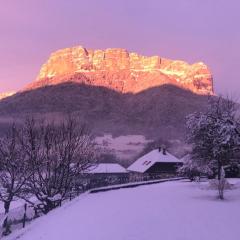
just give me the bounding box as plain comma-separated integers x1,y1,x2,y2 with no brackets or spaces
84,163,128,188
127,148,183,174
87,163,127,174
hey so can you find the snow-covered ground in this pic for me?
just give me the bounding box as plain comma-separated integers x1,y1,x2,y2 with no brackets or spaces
0,200,25,215
6,179,240,240
0,198,35,233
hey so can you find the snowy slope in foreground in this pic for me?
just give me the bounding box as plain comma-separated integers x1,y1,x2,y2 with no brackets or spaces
7,180,240,240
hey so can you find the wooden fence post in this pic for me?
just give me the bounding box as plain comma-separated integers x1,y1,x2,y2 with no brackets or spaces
23,203,27,228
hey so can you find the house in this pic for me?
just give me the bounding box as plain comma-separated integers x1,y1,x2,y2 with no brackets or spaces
87,163,127,174
83,163,128,188
127,147,183,174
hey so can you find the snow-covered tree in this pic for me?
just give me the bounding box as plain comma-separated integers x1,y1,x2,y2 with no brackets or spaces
20,116,97,214
186,96,240,199
178,155,213,181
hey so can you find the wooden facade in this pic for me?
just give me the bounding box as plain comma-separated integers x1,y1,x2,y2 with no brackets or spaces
145,162,183,174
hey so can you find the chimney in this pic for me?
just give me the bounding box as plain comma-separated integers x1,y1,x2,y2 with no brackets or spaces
161,144,166,155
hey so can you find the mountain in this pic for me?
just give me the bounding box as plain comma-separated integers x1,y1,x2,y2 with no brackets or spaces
0,83,209,158
27,46,213,95
0,91,15,100
0,46,213,160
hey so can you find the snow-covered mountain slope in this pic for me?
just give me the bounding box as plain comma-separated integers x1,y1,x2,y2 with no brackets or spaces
7,180,240,240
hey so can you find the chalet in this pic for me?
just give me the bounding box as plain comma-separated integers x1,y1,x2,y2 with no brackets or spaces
127,147,183,174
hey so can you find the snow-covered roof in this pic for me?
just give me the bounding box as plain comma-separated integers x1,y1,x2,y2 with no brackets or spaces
127,149,182,173
180,154,191,162
87,163,127,174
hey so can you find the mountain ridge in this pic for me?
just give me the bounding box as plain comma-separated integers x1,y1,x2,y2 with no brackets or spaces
0,82,209,140
26,46,213,95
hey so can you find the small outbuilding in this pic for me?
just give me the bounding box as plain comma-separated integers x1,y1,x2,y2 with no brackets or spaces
87,163,127,174
127,148,183,174
84,163,128,188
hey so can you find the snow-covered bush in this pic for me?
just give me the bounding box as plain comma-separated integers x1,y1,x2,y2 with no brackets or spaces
202,178,233,191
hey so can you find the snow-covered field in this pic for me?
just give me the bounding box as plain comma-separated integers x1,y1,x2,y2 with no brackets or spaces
6,179,240,240
95,134,150,159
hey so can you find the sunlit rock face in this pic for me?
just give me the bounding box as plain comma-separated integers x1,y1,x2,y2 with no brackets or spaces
29,46,213,95
0,92,15,100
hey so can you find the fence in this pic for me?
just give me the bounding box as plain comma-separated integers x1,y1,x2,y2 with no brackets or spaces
0,172,182,236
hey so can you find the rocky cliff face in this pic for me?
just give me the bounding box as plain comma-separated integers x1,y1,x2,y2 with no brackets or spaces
28,46,213,95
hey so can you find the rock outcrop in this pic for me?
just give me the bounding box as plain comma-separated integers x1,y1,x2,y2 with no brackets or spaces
28,46,213,95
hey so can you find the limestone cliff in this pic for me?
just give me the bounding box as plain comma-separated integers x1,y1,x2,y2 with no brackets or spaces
28,46,213,95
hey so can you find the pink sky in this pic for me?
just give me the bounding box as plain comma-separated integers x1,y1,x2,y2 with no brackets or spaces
0,0,240,95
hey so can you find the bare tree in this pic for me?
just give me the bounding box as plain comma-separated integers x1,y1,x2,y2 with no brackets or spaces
0,124,31,235
21,116,97,214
